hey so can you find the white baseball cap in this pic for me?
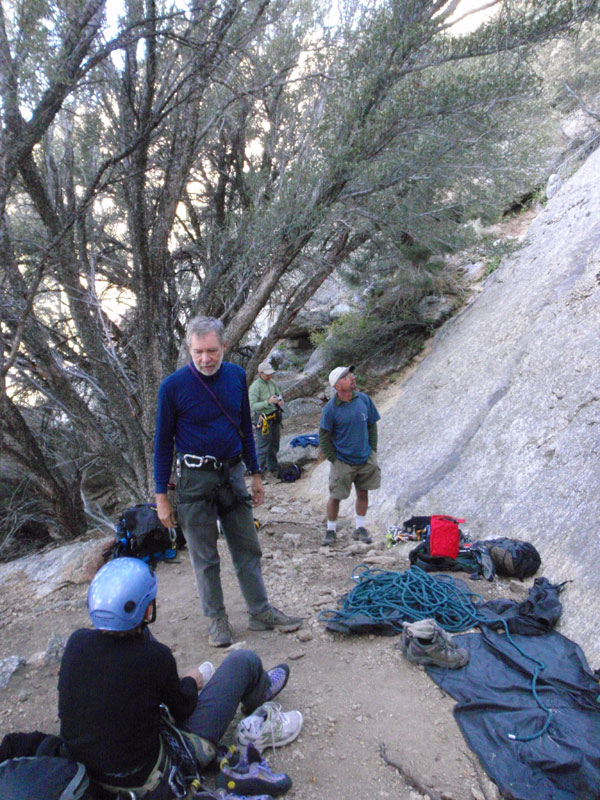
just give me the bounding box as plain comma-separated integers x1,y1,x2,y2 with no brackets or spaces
258,361,275,374
328,365,354,387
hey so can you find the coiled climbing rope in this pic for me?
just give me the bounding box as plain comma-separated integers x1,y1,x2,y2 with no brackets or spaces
318,564,483,632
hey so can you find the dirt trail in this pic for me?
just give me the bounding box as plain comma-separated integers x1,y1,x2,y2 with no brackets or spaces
0,453,517,800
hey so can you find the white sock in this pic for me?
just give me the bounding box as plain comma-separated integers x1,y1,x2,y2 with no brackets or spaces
355,515,366,529
327,520,337,532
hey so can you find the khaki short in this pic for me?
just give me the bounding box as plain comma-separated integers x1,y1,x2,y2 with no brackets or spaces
328,451,381,500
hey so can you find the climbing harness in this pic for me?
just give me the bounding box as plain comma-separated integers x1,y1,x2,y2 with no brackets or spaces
257,411,279,435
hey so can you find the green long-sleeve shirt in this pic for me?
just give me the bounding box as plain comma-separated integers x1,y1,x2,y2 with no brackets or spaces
248,375,281,415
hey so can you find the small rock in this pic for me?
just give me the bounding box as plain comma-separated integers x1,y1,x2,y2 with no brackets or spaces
363,555,397,568
0,656,25,689
345,542,371,554
27,651,46,668
287,651,306,660
509,580,528,595
297,630,313,642
18,691,29,703
227,640,248,651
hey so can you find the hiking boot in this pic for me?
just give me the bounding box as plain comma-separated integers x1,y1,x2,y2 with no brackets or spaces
216,743,292,796
264,664,290,702
236,702,303,752
352,526,372,544
400,618,469,669
248,606,302,632
322,528,336,546
208,615,233,647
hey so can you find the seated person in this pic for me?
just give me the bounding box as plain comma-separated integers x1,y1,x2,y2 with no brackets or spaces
58,557,294,799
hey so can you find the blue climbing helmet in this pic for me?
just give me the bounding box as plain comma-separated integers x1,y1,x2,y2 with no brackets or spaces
88,557,158,631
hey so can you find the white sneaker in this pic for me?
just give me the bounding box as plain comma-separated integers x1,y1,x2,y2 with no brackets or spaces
198,661,216,687
236,702,303,752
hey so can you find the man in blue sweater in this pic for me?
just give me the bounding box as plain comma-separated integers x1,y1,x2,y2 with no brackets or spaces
154,316,302,647
319,366,381,547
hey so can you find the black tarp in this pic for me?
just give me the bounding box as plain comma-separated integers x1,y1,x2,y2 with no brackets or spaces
426,630,600,800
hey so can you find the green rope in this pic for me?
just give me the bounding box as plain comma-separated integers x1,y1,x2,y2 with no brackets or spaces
318,564,483,632
319,564,552,741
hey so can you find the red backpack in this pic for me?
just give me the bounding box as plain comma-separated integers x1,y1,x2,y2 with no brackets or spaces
428,515,465,559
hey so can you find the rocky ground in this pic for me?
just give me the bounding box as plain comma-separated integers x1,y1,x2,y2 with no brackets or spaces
0,445,537,800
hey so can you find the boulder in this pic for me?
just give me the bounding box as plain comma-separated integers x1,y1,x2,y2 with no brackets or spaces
417,294,455,323
278,433,321,469
0,536,113,600
284,397,323,418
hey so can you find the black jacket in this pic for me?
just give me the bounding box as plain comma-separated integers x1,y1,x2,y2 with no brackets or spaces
58,628,197,784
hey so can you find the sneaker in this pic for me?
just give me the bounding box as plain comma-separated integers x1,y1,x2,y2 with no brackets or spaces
400,618,469,669
236,702,303,752
208,615,233,647
199,661,216,686
248,606,302,632
322,528,336,546
352,526,372,544
264,664,289,702
216,743,292,796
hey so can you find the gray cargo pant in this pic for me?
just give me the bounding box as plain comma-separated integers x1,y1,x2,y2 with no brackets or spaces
176,460,269,618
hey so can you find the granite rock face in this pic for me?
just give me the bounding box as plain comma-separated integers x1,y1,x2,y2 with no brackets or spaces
311,146,600,664
376,148,600,662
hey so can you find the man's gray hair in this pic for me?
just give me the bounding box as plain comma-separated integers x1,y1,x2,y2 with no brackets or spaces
185,316,225,348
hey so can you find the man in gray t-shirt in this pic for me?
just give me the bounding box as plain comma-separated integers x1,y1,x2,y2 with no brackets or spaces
319,366,381,546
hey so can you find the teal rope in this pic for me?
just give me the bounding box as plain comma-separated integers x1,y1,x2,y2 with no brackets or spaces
490,619,552,742
319,564,552,741
318,564,483,632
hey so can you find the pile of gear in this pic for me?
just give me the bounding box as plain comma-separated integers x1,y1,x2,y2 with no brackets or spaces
387,514,541,582
320,520,600,800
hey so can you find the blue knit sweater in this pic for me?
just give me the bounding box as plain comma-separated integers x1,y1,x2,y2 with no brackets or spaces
154,361,259,493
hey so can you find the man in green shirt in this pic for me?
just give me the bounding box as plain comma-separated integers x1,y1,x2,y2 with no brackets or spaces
249,361,284,479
